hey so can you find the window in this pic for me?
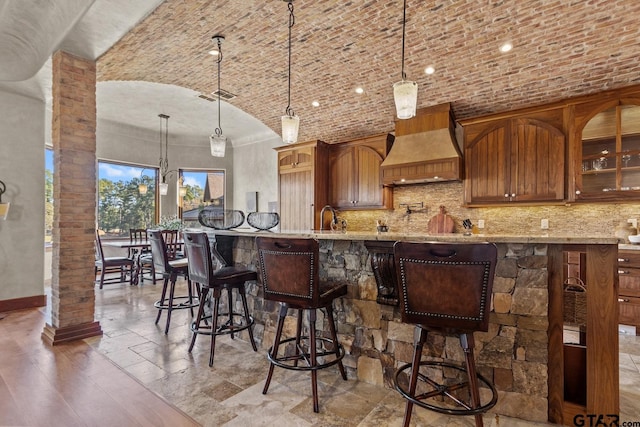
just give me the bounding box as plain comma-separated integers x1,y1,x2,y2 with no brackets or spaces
98,161,158,238
179,169,225,227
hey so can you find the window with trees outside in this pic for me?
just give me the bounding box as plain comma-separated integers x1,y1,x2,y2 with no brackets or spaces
179,169,225,227
98,161,158,238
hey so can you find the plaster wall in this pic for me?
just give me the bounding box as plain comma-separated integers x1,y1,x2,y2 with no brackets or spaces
232,137,280,213
96,119,235,219
0,89,45,301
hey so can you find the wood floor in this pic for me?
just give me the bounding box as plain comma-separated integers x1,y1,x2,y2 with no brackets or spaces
0,308,199,427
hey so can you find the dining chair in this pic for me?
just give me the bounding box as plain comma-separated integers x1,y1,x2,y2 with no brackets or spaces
160,229,184,260
129,228,155,284
94,230,135,289
148,229,198,334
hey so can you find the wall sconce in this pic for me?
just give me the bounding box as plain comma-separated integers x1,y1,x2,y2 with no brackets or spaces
0,180,9,220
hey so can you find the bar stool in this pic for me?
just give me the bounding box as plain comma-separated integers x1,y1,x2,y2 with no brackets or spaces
392,241,498,427
256,237,347,413
148,229,198,334
182,231,257,367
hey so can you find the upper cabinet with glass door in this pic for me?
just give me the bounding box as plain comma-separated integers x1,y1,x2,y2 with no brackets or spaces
575,101,640,201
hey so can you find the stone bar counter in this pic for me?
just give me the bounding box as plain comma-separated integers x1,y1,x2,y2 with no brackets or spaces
207,229,619,425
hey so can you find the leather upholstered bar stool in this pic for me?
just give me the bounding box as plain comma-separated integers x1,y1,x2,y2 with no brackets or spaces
148,230,198,334
183,231,257,367
393,241,498,427
256,237,347,413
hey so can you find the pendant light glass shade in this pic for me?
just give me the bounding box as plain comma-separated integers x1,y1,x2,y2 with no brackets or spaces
159,181,169,196
393,0,418,120
393,80,418,119
210,134,226,157
138,183,148,195
281,114,300,145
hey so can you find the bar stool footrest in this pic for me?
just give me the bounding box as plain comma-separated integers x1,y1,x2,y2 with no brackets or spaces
154,295,199,310
395,361,497,416
267,336,345,372
190,312,254,336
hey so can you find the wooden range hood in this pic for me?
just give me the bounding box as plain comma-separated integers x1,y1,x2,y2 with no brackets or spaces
380,103,463,186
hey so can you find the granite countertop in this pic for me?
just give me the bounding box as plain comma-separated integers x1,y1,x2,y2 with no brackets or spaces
204,228,619,245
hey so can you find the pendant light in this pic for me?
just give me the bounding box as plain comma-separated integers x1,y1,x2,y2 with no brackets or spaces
209,35,227,157
138,168,149,195
158,113,171,196
281,0,299,144
393,0,418,119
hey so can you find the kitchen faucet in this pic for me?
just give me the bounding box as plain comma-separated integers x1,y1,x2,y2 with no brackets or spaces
319,205,338,230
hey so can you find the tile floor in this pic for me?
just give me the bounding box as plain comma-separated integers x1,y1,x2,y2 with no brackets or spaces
84,279,640,426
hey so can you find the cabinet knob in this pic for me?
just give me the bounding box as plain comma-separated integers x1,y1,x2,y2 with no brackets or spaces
575,190,581,195
619,270,630,275
511,193,516,198
618,258,630,262
504,194,509,198
619,298,631,303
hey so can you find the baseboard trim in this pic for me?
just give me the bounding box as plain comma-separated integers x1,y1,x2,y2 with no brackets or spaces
0,294,46,313
41,321,103,346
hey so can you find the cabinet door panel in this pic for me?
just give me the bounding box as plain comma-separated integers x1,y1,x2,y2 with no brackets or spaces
467,124,510,203
280,170,313,231
619,296,640,327
512,119,565,202
620,275,640,298
329,148,356,207
355,146,384,207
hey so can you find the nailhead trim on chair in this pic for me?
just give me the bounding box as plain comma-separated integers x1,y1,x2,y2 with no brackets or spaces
258,249,315,299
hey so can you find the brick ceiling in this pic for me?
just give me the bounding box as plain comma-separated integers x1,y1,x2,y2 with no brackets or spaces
98,0,640,144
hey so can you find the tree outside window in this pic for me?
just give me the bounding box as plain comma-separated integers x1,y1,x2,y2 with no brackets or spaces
98,161,158,238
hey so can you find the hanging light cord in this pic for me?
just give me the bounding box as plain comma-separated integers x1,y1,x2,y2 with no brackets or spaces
400,0,407,81
285,0,295,117
215,37,223,137
159,114,169,180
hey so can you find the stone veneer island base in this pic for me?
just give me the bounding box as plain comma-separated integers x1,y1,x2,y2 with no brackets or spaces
207,230,619,425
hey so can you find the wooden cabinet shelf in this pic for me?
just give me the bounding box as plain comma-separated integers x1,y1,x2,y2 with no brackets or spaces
573,99,640,200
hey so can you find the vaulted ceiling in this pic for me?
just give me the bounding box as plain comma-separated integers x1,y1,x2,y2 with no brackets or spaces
97,0,640,144
2,1,640,147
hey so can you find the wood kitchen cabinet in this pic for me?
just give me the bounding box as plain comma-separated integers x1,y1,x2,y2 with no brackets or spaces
463,115,565,205
328,133,394,210
572,98,640,201
618,249,640,334
276,140,329,231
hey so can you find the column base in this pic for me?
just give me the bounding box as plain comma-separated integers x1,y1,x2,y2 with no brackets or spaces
41,321,103,346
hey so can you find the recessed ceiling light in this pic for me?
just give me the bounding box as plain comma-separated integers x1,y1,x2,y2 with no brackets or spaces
311,100,320,107
425,66,435,75
500,42,513,53
355,87,364,94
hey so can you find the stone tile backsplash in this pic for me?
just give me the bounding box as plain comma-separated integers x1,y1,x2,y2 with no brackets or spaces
338,181,640,237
